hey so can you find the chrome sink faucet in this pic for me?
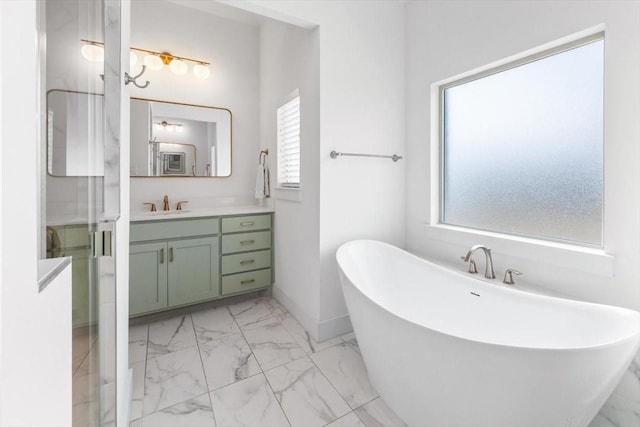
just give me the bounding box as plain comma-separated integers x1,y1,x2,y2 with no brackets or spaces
462,245,496,279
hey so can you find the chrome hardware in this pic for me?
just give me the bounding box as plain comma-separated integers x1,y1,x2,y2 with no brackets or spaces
240,259,255,265
460,256,478,274
462,245,495,279
240,279,255,286
240,240,255,246
192,164,196,176
240,221,255,227
91,230,112,258
143,202,157,212
124,65,150,89
330,150,403,162
503,269,522,285
163,195,170,211
160,248,164,264
176,201,188,210
205,164,210,176
169,247,174,262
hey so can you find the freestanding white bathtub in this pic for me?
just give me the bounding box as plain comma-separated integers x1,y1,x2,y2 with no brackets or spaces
337,240,640,427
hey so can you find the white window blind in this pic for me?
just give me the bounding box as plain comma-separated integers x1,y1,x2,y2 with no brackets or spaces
277,95,300,187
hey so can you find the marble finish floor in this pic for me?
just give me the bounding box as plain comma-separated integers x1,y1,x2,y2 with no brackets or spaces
129,296,406,427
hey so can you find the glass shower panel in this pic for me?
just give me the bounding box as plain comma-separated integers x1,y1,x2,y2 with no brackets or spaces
43,0,122,425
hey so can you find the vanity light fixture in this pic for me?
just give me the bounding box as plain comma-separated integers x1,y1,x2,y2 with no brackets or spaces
154,120,184,133
80,39,211,79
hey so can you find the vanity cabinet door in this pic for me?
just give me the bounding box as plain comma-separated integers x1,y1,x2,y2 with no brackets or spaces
129,242,168,316
167,236,220,307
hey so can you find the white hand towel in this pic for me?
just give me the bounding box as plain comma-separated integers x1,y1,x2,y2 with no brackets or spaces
255,155,270,199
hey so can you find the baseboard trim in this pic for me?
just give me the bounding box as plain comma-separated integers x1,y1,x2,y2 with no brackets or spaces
317,313,352,342
272,284,353,342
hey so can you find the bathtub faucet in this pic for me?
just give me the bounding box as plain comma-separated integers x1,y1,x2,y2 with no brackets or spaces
462,245,496,280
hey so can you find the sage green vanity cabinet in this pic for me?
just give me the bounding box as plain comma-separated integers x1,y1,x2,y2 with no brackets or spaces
129,241,168,315
167,237,219,306
129,213,272,317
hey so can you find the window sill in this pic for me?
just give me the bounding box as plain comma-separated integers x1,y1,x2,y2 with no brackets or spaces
423,223,614,277
275,187,302,202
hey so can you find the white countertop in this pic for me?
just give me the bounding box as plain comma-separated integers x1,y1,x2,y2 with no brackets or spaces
130,204,274,222
38,257,72,292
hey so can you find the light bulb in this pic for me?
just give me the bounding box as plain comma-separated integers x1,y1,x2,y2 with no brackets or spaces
144,54,164,71
130,51,138,67
193,64,210,79
169,59,188,75
81,44,104,62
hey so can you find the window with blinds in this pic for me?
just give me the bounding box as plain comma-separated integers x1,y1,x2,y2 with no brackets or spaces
277,95,300,188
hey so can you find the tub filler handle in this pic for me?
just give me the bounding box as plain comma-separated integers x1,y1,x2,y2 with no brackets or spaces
503,269,522,285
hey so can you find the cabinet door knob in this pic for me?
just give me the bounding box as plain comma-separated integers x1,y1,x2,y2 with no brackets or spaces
240,259,255,265
240,221,255,227
160,248,164,264
169,247,174,262
240,240,255,246
240,279,255,286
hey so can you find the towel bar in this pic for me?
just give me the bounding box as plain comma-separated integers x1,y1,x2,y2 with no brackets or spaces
330,150,402,162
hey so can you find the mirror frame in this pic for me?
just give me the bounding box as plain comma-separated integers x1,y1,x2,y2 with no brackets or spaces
131,97,233,179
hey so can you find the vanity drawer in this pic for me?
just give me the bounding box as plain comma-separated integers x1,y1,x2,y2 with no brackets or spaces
221,215,271,233
221,268,272,295
221,231,271,254
222,250,271,275
131,218,219,242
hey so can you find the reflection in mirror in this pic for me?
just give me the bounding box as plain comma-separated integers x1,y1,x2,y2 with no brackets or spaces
47,90,104,177
46,90,232,178
130,98,232,177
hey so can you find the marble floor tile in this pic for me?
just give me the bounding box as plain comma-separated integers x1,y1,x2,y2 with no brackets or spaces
354,397,407,427
265,356,350,427
72,373,97,427
130,361,145,421
210,373,290,427
326,412,367,427
199,333,261,390
73,328,97,375
192,306,240,343
75,345,98,377
130,420,142,427
142,394,215,427
259,296,288,318
144,346,207,416
227,298,274,329
129,323,148,365
242,322,306,370
147,314,196,359
311,341,378,409
279,312,343,355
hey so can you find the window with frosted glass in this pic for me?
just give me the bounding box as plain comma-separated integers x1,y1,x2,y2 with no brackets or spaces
442,37,604,245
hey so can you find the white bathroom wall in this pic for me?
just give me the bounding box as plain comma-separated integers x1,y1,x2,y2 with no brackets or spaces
128,0,260,207
1,2,72,425
405,1,640,426
240,0,407,340
259,20,321,335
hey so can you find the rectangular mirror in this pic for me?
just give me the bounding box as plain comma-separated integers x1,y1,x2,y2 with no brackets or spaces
46,90,232,177
131,98,232,177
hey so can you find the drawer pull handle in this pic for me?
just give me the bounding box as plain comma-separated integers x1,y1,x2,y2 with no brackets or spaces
160,248,164,264
240,221,255,227
240,240,255,246
240,259,255,265
169,247,174,262
240,279,255,286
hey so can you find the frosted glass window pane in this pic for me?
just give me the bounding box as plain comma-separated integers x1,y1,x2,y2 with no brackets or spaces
442,39,603,245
